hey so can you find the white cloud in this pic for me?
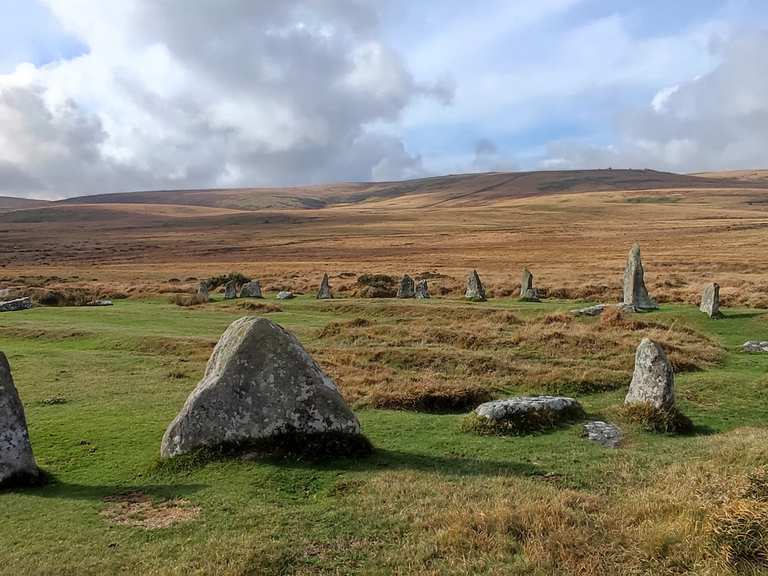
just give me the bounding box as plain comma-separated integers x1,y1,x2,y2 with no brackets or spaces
0,0,448,198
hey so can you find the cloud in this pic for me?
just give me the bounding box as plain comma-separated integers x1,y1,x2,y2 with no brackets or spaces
542,31,768,172
0,0,449,198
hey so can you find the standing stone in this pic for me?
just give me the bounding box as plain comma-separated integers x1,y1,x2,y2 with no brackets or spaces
625,338,675,410
699,282,721,318
316,274,332,300
465,270,487,302
520,268,540,301
397,275,415,298
240,281,263,299
622,243,658,310
0,352,40,487
224,280,238,300
0,297,32,313
160,317,365,458
196,282,209,301
415,279,430,299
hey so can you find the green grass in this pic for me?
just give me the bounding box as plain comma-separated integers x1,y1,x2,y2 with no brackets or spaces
1,297,767,574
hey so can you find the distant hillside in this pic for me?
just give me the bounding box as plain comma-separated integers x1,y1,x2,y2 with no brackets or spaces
53,169,763,211
692,169,768,183
0,196,50,213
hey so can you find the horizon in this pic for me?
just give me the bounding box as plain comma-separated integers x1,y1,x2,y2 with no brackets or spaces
1,1,767,199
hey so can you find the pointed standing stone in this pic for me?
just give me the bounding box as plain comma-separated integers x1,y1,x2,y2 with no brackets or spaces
622,244,658,310
240,281,263,299
317,274,332,300
520,268,540,301
465,270,487,302
224,280,238,300
699,282,721,318
0,352,40,487
160,317,365,459
397,275,415,298
196,282,210,301
625,338,675,410
415,279,430,299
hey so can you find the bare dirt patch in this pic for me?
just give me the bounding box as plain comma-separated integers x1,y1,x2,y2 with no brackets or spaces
101,491,200,529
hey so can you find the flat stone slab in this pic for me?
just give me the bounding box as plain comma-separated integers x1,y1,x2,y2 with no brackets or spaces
276,291,295,300
477,396,583,420
583,420,622,448
743,341,768,353
0,297,32,313
571,304,606,317
87,299,113,307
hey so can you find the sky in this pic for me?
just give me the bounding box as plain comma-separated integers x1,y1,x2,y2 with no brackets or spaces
0,0,767,199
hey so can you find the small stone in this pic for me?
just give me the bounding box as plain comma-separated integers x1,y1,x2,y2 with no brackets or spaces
196,282,210,301
224,280,238,300
397,275,415,298
583,420,622,448
0,352,41,487
699,282,722,318
0,297,32,313
240,281,263,299
622,243,658,311
276,291,295,300
415,279,430,299
743,341,768,353
88,299,113,307
520,268,540,301
625,338,675,410
160,317,365,458
316,274,332,300
570,304,606,317
465,270,487,302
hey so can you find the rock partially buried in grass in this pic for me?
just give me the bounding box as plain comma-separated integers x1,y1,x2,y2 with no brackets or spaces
570,304,606,317
465,270,487,302
583,420,622,448
622,243,658,311
276,291,295,300
0,352,42,487
700,282,722,318
743,341,768,353
462,396,585,435
160,317,369,459
0,297,32,313
240,281,263,299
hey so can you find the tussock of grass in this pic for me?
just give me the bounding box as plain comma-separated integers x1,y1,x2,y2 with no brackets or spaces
618,402,694,434
744,466,768,502
708,500,768,569
235,301,282,313
168,293,209,306
367,375,492,412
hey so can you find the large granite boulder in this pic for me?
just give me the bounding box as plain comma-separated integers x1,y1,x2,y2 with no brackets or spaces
160,317,365,458
415,279,430,299
397,275,415,298
0,297,32,313
625,338,675,410
316,274,332,300
520,268,540,301
463,395,585,435
622,244,658,310
224,280,238,300
465,270,487,302
240,281,263,299
196,282,210,301
700,282,721,318
0,352,40,487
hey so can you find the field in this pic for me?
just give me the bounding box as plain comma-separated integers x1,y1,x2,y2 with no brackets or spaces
1,295,768,575
1,168,768,574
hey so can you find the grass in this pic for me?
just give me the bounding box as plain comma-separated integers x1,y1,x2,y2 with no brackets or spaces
0,296,767,574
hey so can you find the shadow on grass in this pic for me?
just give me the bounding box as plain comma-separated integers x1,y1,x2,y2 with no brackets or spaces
720,311,764,320
7,475,206,502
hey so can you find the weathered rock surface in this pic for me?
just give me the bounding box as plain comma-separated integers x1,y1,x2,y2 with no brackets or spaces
743,341,768,353
316,274,332,300
625,338,675,410
160,317,363,458
465,396,585,435
570,304,606,317
397,275,415,298
240,281,263,299
622,243,658,310
700,282,721,318
87,299,113,307
0,297,32,313
415,279,430,299
276,291,295,300
465,270,487,302
0,352,40,486
520,268,540,301
583,420,622,448
196,282,210,301
224,281,238,300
